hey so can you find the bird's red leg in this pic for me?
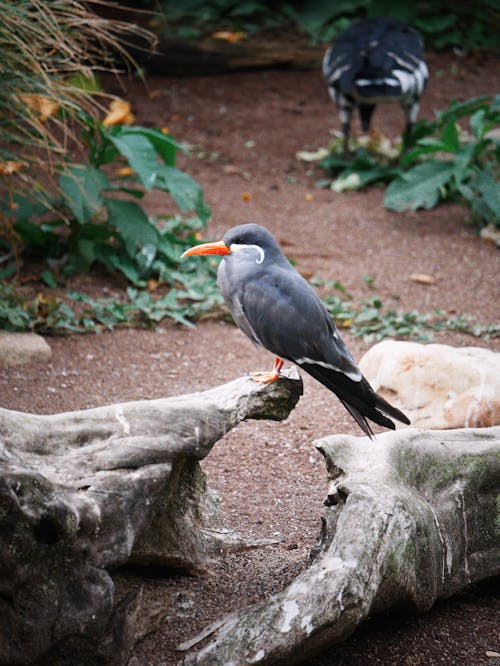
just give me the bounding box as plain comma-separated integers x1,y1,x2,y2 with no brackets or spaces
249,357,284,383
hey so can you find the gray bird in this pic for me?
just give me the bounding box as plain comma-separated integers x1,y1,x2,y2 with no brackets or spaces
182,223,410,437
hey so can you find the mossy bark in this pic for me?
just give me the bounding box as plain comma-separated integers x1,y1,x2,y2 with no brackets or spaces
180,426,500,665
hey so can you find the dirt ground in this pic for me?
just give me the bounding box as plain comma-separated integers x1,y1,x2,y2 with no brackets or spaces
1,49,499,665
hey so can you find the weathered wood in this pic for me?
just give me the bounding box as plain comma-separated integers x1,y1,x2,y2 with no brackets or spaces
145,38,324,76
0,370,302,665
180,426,500,665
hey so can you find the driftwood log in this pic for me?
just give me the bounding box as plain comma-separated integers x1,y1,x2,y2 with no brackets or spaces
180,426,500,665
145,37,324,75
0,371,303,666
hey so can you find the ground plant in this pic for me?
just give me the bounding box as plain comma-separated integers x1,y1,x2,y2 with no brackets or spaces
303,94,500,230
0,0,221,330
151,0,497,50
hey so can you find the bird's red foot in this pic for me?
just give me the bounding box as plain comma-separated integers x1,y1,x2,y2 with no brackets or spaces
249,370,280,384
248,357,284,383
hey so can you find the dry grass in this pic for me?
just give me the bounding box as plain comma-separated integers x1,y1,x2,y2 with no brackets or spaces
0,1,155,210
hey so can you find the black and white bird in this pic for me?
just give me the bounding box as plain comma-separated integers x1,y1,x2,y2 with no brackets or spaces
182,223,410,438
322,17,428,152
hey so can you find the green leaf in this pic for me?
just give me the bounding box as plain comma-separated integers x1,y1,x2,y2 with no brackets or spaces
437,96,491,125
4,193,54,220
414,14,456,33
118,126,180,166
155,165,208,217
105,199,161,255
107,130,160,190
464,171,500,226
41,270,57,288
66,72,102,93
441,121,460,152
470,109,487,139
59,166,109,223
95,245,143,284
384,161,455,212
76,238,98,271
452,143,475,184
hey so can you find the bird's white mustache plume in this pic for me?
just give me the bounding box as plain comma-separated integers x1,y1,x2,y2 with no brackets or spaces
229,243,265,264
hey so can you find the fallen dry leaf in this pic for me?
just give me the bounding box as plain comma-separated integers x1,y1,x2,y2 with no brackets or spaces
115,167,134,177
0,161,26,175
409,273,438,285
295,147,329,162
147,279,159,292
211,31,245,43
102,99,135,127
20,94,59,121
223,165,241,174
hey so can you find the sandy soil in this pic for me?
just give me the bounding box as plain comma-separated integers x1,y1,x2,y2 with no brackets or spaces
1,48,499,665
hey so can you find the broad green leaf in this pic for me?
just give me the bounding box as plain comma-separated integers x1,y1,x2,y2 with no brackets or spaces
117,126,180,166
41,270,57,288
467,171,500,224
4,193,54,220
14,219,59,249
107,131,159,190
417,137,447,150
384,161,455,211
155,165,209,221
437,95,491,125
95,245,142,284
105,199,161,256
470,109,487,139
59,167,108,223
452,143,475,183
76,239,98,271
441,121,460,152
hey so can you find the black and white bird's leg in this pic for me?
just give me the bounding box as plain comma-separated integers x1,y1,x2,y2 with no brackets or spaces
359,103,376,135
401,98,420,151
249,357,284,384
328,88,353,156
338,98,354,156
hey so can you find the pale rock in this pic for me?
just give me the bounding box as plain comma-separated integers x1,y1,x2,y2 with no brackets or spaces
0,331,52,367
359,341,500,429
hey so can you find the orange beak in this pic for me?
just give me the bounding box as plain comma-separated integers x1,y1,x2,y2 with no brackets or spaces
181,240,230,258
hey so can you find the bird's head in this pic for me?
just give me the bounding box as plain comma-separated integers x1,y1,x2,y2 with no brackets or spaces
181,224,280,265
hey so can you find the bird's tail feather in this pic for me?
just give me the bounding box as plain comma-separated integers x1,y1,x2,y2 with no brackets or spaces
374,393,411,425
339,399,375,440
301,362,408,435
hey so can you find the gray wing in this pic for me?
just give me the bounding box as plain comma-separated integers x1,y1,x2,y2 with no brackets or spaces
235,265,361,382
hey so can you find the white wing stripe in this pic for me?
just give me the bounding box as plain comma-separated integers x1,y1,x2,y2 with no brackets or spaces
296,357,362,382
